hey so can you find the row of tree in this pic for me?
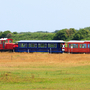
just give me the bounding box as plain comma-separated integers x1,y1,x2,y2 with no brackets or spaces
53,28,89,40
0,27,90,42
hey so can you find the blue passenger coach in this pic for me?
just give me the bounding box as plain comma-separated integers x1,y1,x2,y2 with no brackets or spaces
15,40,65,53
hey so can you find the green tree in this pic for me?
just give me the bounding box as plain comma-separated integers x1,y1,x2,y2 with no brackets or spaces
84,27,90,31
53,30,67,40
53,30,59,33
73,29,89,40
13,32,18,34
0,31,3,38
1,30,11,38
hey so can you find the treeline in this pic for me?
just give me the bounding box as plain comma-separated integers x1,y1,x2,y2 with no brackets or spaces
0,27,90,42
0,31,54,42
53,28,89,40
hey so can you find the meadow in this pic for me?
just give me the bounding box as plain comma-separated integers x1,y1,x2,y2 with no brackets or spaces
0,52,90,90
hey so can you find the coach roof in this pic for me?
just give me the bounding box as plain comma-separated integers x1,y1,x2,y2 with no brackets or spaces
17,40,65,43
68,40,85,43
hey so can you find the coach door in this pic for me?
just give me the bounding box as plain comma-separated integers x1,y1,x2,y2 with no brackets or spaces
88,42,90,53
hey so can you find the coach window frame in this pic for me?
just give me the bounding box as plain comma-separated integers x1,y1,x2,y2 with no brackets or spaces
48,43,57,48
80,44,87,48
19,43,27,48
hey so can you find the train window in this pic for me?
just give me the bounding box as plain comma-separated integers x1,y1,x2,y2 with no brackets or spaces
31,44,34,47
28,43,37,48
48,44,51,47
83,44,86,48
23,43,27,47
48,44,56,48
52,44,54,47
5,40,8,43
31,43,37,48
54,44,57,48
19,43,27,48
40,44,44,48
34,44,37,47
9,40,12,43
29,43,31,47
73,44,75,48
38,44,40,47
69,44,73,48
80,44,82,48
44,44,47,48
0,41,1,44
69,44,78,48
19,43,22,47
80,44,86,48
76,44,78,48
38,43,47,48
69,44,71,48
73,44,78,48
88,44,90,48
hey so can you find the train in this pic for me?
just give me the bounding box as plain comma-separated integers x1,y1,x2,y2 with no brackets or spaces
0,38,15,51
0,38,90,53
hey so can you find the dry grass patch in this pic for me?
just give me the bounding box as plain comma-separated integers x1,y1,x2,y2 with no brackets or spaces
0,52,90,67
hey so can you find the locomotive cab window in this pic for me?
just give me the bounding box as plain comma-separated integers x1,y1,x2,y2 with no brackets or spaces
9,40,12,43
5,40,8,43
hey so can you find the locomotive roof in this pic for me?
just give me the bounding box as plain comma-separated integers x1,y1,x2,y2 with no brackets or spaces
0,38,8,41
17,40,65,43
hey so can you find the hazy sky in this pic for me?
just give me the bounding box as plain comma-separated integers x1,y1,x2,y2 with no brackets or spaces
0,0,90,32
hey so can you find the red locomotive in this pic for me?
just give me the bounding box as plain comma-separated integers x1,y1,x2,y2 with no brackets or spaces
0,38,15,51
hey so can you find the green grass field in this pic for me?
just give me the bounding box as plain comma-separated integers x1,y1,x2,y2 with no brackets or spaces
0,53,90,90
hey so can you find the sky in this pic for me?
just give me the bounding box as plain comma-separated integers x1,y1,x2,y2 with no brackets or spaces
0,0,90,32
